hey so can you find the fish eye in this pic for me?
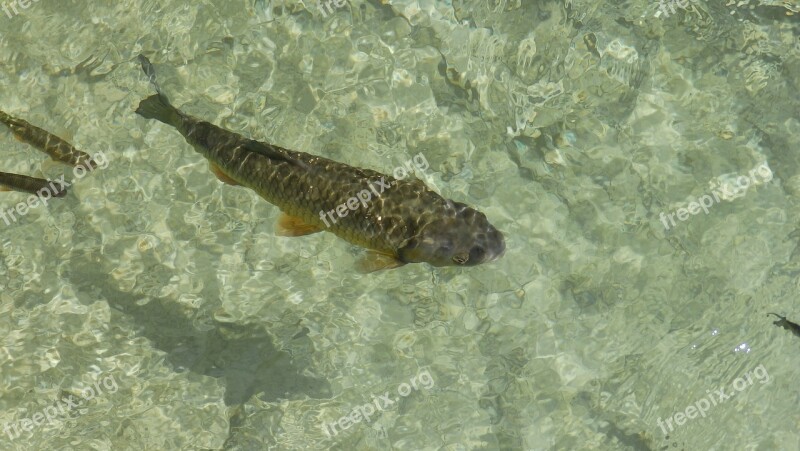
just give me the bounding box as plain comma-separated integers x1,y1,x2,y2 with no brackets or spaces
452,253,469,265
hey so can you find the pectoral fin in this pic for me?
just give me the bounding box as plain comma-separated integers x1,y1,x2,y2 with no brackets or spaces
209,162,240,186
356,251,406,273
276,213,323,236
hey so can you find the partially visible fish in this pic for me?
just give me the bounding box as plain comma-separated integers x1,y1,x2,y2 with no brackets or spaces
0,171,67,197
0,109,94,168
134,55,505,272
768,313,800,338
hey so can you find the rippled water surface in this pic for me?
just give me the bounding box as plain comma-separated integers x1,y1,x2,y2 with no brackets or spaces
1,0,799,449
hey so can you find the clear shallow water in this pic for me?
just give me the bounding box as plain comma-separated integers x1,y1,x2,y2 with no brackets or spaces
0,0,798,449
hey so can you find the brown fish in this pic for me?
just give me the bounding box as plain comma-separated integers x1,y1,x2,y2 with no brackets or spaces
0,109,94,168
135,55,505,272
0,171,67,197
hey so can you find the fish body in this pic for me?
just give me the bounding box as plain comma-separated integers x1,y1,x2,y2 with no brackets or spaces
0,109,93,167
0,171,67,197
135,55,504,271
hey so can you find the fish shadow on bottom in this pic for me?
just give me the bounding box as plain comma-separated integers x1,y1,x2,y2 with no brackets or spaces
62,249,331,407
113,293,331,405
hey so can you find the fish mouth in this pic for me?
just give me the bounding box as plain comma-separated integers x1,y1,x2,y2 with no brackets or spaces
457,226,505,266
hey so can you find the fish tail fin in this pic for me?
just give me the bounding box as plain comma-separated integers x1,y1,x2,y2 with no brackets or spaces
135,94,182,128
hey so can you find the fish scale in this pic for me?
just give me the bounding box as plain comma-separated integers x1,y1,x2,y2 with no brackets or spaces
135,54,504,272
0,110,93,167
0,108,98,198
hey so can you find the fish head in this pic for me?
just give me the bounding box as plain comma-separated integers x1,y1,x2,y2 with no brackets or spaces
398,201,505,267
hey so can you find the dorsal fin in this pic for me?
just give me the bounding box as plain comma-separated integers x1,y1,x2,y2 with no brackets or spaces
242,140,309,169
